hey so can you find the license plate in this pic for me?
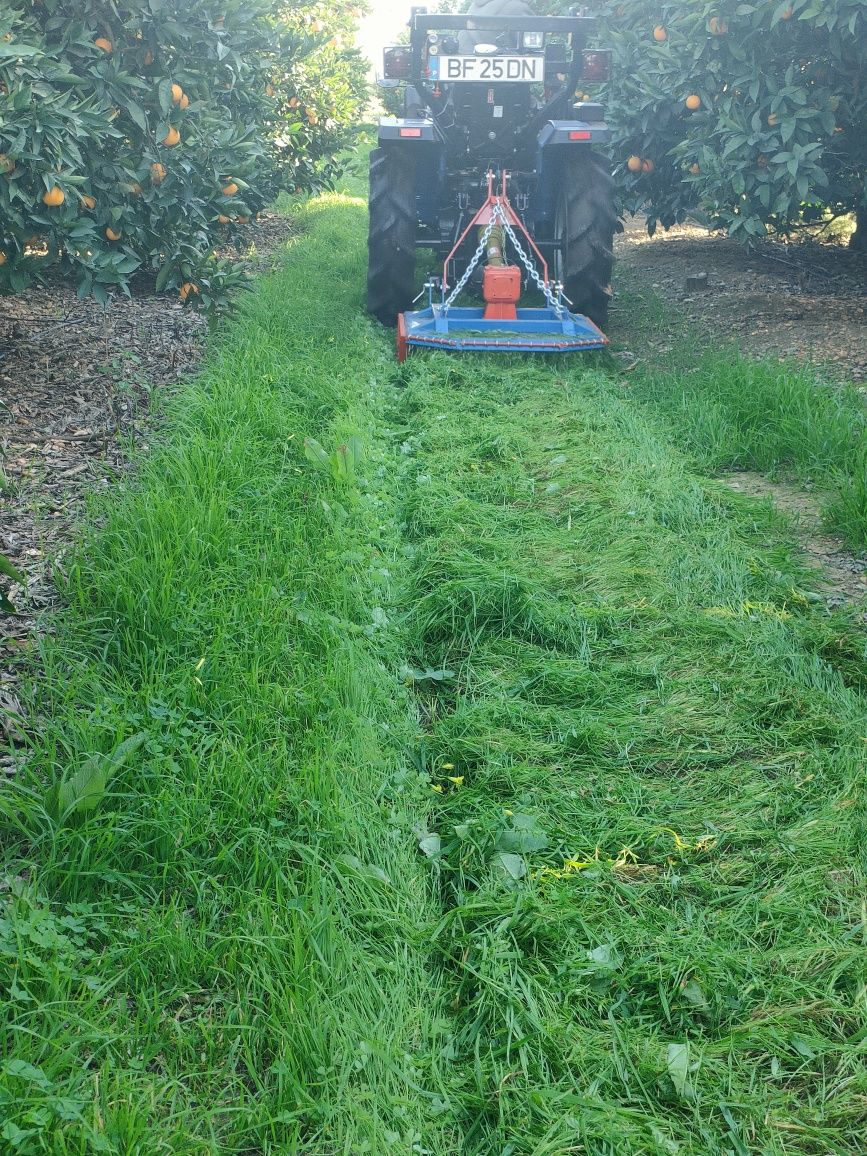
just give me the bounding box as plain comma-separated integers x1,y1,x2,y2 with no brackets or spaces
431,55,544,84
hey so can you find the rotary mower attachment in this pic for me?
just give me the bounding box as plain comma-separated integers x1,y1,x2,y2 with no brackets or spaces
396,171,608,362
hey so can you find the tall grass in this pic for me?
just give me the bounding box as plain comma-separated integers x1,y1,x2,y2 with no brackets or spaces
0,191,458,1153
611,285,867,547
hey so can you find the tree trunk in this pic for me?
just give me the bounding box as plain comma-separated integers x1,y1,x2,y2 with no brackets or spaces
850,205,867,252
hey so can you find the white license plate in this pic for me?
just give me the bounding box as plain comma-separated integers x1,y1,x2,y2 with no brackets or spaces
432,55,544,84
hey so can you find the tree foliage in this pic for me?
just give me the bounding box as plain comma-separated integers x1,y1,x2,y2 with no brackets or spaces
538,1,866,244
0,0,368,304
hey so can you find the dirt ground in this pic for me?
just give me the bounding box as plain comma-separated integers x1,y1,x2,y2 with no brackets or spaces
613,216,867,383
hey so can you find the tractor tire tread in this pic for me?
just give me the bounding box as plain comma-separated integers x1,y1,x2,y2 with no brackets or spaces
557,151,619,329
367,146,417,326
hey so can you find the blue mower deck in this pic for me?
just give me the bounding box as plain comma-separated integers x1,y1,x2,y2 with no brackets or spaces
397,305,608,360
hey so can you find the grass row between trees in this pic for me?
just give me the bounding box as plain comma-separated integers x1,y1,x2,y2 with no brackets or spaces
0,156,865,1153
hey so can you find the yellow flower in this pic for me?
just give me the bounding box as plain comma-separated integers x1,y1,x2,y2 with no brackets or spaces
447,776,464,787
441,762,455,770
431,784,444,793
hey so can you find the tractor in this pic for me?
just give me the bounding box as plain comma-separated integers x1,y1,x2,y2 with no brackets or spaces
367,4,618,358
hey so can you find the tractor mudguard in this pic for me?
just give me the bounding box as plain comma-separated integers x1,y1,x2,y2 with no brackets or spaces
537,119,611,149
377,118,443,144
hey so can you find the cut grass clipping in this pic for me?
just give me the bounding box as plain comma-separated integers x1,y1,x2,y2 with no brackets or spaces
2,166,866,1152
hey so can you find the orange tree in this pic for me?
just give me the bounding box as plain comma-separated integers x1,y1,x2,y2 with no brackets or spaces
596,0,867,245
0,1,367,305
539,1,866,247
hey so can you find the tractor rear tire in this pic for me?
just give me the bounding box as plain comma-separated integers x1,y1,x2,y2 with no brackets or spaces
555,150,618,330
367,146,417,326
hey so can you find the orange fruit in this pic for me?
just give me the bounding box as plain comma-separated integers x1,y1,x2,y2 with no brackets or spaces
641,158,655,174
221,181,239,196
708,17,728,35
171,83,184,105
80,193,96,209
685,94,701,111
150,161,167,184
307,110,319,125
0,154,15,174
129,182,142,195
105,226,121,241
767,113,779,126
237,215,250,223
626,155,642,173
217,214,231,224
179,93,190,110
179,282,199,301
162,126,181,147
289,96,300,109
42,186,65,207
266,83,275,98
653,25,667,42
688,163,701,175
780,6,793,18
144,49,154,66
94,36,113,53
0,251,6,266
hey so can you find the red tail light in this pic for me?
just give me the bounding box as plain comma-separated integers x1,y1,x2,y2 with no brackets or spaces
581,50,611,83
383,46,413,80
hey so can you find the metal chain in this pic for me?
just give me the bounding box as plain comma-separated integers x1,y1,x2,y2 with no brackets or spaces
442,214,499,312
441,200,565,316
499,214,564,314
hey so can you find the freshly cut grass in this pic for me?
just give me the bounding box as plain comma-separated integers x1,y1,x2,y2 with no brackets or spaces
612,284,867,547
393,353,867,1155
0,192,458,1153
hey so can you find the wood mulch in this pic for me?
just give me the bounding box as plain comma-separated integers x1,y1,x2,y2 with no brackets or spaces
613,216,867,384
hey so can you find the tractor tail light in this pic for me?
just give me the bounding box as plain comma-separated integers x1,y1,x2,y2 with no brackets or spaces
399,127,422,137
383,46,413,80
581,50,611,83
569,130,592,140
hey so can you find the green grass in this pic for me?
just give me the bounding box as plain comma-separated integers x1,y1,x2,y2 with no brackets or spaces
0,190,459,1154
1,160,866,1155
392,352,866,1154
609,283,867,547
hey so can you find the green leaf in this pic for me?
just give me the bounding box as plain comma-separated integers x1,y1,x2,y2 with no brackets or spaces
681,979,709,1008
587,943,623,970
303,437,331,472
666,1042,693,1100
125,100,148,132
157,77,174,114
492,852,526,880
3,1059,51,1088
54,733,146,823
0,553,24,584
418,833,441,858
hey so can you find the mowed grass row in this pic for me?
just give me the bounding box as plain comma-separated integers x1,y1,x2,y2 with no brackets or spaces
392,350,867,1154
0,193,461,1153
